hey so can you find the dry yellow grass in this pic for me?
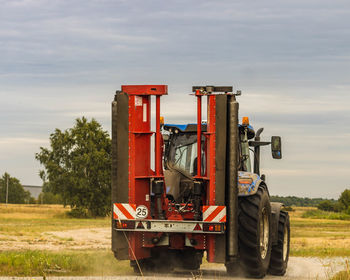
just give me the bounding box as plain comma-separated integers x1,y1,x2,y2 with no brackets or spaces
290,207,350,257
0,203,69,219
0,204,109,237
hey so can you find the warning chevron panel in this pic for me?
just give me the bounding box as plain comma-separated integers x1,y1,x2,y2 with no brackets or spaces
113,203,136,220
202,205,226,222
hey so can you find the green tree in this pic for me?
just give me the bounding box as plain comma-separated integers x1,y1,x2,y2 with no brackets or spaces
0,173,33,204
35,117,111,216
339,189,350,211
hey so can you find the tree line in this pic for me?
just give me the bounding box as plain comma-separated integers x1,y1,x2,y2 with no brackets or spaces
271,191,350,215
270,195,337,207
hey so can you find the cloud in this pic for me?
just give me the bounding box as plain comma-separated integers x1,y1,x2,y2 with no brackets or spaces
0,137,48,145
0,0,349,197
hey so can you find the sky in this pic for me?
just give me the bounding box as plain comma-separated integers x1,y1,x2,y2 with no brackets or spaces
0,0,349,199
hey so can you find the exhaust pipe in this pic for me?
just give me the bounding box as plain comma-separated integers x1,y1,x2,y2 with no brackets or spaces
226,95,239,262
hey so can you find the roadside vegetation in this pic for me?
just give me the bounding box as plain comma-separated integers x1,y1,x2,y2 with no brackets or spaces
0,250,131,276
332,260,350,280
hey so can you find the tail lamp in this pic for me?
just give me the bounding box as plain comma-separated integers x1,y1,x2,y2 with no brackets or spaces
115,220,135,230
203,223,224,233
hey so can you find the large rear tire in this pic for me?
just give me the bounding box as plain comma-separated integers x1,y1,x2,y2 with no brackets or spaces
237,186,272,278
268,210,290,276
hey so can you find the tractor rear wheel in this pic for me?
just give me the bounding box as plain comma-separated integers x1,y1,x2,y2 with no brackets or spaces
237,186,272,278
268,210,290,275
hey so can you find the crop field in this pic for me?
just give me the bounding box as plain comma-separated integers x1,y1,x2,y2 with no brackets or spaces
0,204,350,277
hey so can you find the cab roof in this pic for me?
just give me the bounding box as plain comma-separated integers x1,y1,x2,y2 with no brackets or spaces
163,123,207,133
164,123,255,138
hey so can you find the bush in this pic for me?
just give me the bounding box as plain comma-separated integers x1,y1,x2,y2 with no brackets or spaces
37,192,63,204
317,200,342,212
66,208,89,218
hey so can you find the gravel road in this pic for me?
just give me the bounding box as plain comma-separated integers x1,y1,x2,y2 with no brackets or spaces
0,256,348,280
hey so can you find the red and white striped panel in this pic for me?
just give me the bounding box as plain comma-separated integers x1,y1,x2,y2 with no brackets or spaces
202,206,226,222
113,203,136,220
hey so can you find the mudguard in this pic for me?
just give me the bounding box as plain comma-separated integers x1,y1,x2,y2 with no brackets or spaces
270,202,284,246
237,171,263,196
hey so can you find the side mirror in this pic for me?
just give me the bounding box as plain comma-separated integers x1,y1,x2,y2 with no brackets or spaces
271,136,282,159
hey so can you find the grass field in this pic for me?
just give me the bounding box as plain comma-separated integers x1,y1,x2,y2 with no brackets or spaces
0,250,131,276
303,209,350,221
289,207,350,257
0,204,350,276
0,204,109,237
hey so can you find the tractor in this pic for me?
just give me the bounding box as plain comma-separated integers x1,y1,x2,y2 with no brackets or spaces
111,85,290,278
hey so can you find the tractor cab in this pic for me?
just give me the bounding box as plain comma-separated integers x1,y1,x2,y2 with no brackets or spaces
163,121,254,174
163,123,206,176
162,120,256,202
162,118,281,201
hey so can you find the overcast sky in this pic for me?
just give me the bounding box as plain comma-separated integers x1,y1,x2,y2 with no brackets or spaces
0,0,349,198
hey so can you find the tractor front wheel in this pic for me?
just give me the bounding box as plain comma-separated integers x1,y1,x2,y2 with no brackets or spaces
268,210,290,276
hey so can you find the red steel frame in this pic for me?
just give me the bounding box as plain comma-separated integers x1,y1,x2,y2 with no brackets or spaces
206,94,217,262
195,90,218,262
121,85,167,260
120,85,219,262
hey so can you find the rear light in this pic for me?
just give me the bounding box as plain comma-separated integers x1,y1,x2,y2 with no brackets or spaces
115,220,135,230
203,223,223,233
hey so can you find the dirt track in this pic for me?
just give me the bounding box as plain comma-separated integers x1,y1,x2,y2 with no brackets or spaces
0,227,110,251
197,257,348,279
0,257,348,280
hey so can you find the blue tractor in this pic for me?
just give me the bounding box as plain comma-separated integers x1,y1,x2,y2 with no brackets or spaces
161,88,289,277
